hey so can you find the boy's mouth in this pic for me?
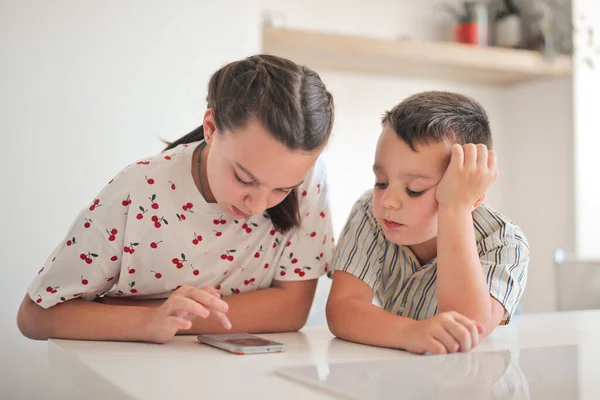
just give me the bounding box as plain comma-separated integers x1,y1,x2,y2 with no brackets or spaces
383,219,403,229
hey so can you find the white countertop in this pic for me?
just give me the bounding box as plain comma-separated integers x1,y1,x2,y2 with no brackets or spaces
49,310,600,400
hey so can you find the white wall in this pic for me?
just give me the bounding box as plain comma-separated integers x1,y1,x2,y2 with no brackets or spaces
0,1,260,398
500,79,574,312
263,0,574,316
573,0,600,259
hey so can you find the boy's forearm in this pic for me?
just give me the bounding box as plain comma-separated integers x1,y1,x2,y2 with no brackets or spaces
326,297,416,349
17,295,151,342
99,287,312,334
436,205,492,324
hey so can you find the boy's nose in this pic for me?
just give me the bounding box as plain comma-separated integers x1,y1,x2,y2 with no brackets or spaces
381,190,402,210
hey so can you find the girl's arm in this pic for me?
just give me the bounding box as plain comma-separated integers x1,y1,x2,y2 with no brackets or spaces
97,279,319,334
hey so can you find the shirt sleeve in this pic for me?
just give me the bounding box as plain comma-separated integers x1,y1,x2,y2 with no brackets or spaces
27,170,132,308
274,158,334,281
479,225,529,324
330,191,386,291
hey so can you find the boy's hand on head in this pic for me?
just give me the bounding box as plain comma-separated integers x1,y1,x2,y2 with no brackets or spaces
436,144,498,210
142,285,231,344
401,311,485,355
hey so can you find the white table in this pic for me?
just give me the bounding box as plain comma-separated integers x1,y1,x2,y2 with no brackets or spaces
49,310,600,400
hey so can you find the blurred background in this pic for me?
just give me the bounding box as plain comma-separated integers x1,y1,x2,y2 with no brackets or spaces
1,0,598,398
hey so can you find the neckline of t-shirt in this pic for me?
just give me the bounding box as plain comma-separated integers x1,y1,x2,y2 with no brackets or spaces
180,140,227,215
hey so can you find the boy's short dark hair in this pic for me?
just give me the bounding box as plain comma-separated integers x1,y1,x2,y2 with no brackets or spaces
382,91,492,151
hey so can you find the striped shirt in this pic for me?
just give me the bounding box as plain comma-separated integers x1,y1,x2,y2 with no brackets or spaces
332,190,529,324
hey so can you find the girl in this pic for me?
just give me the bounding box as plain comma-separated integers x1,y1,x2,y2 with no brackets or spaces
17,55,335,344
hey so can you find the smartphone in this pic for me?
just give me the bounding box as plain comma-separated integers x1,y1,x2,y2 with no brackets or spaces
197,333,287,355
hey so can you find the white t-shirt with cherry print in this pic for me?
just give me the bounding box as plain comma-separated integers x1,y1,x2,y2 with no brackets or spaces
28,141,334,308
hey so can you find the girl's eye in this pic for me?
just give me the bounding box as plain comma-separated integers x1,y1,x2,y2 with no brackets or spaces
374,182,388,189
406,188,425,197
234,173,254,187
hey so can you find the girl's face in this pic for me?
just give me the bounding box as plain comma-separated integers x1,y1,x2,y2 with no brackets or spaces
203,111,321,219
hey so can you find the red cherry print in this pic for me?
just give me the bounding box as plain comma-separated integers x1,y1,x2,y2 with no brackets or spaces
291,258,298,264
279,266,288,276
191,265,200,276
81,276,89,285
46,286,52,292
302,190,307,196
264,263,269,269
128,267,135,274
107,277,115,282
84,218,92,228
66,237,76,246
38,267,44,274
220,249,236,261
214,219,220,225
164,155,172,160
299,271,306,277
320,211,326,218
216,285,222,290
94,199,100,205
231,288,240,294
172,254,187,269
169,181,176,190
36,296,42,304
51,290,57,294
294,268,301,274
111,255,118,261
270,229,276,236
137,206,147,220
286,241,292,247
149,194,159,210
244,280,250,285
310,232,317,237
145,176,155,185
192,232,202,245
280,271,286,276
151,271,162,279
317,184,321,193
80,253,87,260
122,195,132,207
85,258,93,264
151,216,168,228
130,289,138,294
215,231,222,237
108,179,114,184
254,252,260,258
129,282,137,293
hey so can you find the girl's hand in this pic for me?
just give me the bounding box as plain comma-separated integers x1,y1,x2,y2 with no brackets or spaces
143,285,230,344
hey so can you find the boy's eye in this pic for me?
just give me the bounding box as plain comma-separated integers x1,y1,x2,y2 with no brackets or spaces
374,182,388,189
406,188,425,197
234,173,255,187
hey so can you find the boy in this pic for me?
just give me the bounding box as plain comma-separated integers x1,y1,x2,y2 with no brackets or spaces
326,91,528,355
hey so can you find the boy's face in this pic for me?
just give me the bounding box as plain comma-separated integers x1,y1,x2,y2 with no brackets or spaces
372,126,452,246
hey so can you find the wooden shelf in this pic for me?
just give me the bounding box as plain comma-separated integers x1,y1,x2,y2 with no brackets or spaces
262,27,572,86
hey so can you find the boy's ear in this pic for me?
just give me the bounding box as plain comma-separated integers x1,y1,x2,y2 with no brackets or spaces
203,109,217,144
473,195,485,210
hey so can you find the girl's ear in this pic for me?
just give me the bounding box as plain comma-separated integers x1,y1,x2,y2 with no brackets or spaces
203,109,217,144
